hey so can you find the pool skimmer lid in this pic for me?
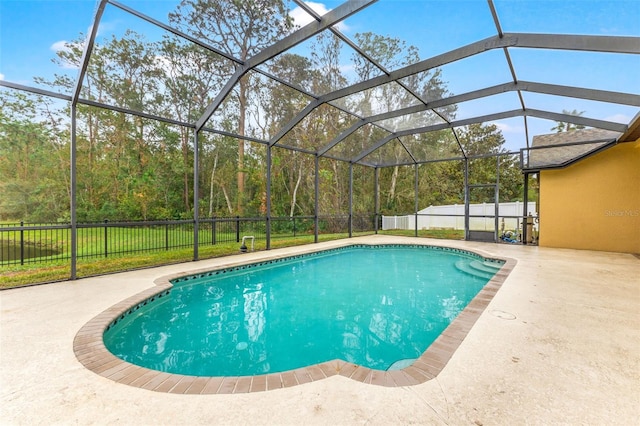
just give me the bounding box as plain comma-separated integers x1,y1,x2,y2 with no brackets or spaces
491,310,517,320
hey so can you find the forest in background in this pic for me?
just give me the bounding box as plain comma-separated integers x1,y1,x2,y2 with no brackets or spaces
0,0,524,224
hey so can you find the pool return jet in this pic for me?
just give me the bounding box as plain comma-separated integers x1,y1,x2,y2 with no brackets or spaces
240,236,255,253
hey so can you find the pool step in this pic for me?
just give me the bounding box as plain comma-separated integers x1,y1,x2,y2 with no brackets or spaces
474,260,502,274
454,259,499,280
387,358,416,371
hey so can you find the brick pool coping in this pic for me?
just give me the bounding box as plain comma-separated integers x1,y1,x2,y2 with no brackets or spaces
73,243,516,394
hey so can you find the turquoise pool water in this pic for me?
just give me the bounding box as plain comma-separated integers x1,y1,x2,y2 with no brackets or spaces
103,245,502,376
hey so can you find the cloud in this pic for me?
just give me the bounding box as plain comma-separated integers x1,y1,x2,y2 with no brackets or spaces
490,121,523,134
604,113,630,123
289,2,349,31
154,54,188,77
51,40,72,53
49,18,118,55
50,40,82,69
94,20,118,37
0,73,4,81
339,63,356,75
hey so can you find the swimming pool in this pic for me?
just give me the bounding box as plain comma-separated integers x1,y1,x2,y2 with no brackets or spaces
74,241,515,393
103,244,502,375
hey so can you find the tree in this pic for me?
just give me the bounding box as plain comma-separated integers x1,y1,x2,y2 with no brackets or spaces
2,3,527,225
169,0,294,215
0,91,69,221
458,123,522,203
261,53,318,217
159,37,230,215
376,123,523,214
40,32,205,221
551,109,586,132
350,33,454,212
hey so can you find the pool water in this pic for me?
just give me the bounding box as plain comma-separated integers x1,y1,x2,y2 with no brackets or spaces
104,245,502,376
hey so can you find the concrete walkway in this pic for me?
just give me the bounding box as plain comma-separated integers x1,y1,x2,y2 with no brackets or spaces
1,235,639,425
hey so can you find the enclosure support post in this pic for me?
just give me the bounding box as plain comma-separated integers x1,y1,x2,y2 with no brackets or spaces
70,105,78,280
464,158,470,240
348,163,353,238
314,155,319,243
374,167,379,234
68,0,107,280
495,155,500,242
266,145,272,250
523,172,530,244
414,163,419,237
193,130,199,261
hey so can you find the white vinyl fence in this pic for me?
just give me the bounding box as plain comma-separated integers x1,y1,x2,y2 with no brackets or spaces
382,201,537,231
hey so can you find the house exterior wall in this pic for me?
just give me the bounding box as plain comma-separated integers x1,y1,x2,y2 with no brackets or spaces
539,140,640,253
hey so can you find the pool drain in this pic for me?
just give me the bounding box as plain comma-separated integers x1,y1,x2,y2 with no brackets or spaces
491,310,516,320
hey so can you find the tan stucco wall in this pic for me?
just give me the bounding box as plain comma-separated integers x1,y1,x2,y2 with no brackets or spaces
539,140,640,253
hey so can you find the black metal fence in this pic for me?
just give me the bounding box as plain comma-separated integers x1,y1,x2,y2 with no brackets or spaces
0,214,377,267
0,222,70,265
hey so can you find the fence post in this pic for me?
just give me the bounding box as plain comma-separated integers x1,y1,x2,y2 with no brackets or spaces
212,217,216,245
236,216,240,243
165,220,169,251
104,219,108,257
20,221,24,265
266,216,270,249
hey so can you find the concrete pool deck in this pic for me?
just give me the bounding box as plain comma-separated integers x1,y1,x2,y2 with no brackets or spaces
1,235,639,424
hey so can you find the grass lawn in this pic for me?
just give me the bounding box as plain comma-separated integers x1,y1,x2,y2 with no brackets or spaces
0,232,358,288
0,229,463,288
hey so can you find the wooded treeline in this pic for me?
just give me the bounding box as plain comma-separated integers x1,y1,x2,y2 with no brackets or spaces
0,0,523,223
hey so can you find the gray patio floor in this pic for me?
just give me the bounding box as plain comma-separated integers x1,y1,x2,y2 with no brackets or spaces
1,235,638,425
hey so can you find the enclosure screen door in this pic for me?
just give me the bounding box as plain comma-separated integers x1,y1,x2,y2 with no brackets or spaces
466,184,498,242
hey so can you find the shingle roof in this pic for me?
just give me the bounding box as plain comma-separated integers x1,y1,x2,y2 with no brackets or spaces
527,128,621,169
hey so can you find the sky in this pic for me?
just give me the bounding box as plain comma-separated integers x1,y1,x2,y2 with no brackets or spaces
1,0,639,152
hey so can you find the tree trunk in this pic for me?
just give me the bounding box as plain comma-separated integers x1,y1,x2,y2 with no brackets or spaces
290,164,302,217
375,170,380,213
332,161,341,211
220,182,233,215
208,151,218,217
237,78,247,215
181,128,190,212
388,165,399,206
